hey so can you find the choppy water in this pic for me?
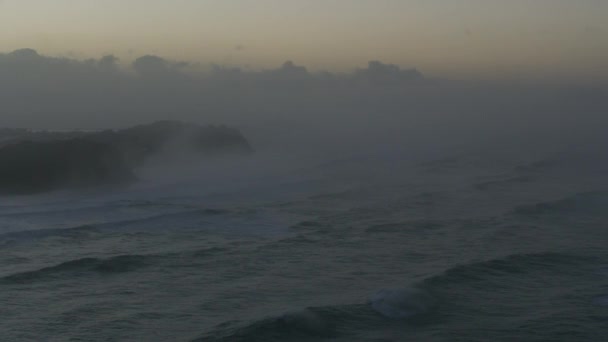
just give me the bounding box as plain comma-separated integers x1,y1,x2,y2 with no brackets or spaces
1,151,607,341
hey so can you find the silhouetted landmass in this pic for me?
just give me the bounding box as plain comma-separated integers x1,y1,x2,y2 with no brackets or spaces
0,139,135,194
89,121,254,167
0,128,86,146
0,121,253,194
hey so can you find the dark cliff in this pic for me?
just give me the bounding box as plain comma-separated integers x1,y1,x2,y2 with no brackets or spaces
0,139,135,195
0,121,253,195
89,121,254,167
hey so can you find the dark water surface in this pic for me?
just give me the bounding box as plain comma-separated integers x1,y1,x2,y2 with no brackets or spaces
1,152,607,341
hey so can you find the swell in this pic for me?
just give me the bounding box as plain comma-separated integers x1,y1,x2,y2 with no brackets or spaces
95,208,229,230
197,251,598,342
365,220,444,234
1,247,228,285
197,307,350,342
472,157,571,191
196,305,396,342
0,199,225,226
0,205,120,219
422,252,595,288
0,200,177,218
0,208,229,244
1,254,152,284
512,158,560,174
0,224,98,243
196,289,437,342
474,175,534,190
511,191,608,217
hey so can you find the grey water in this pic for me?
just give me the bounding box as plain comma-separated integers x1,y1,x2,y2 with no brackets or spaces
1,150,608,341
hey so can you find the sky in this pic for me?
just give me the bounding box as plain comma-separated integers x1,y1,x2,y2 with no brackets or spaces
1,0,607,81
0,0,607,154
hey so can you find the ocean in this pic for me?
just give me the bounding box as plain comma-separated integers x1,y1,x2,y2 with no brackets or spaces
1,149,607,341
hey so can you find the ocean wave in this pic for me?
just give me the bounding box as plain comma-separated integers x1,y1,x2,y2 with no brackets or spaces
0,198,222,225
0,195,223,215
194,252,597,341
197,287,436,342
513,159,560,174
1,254,152,284
365,220,443,234
423,252,591,287
191,247,229,258
1,245,232,284
0,224,98,243
0,202,151,218
100,208,228,228
290,220,324,229
473,158,565,191
307,189,359,201
369,288,437,319
474,175,534,190
511,191,608,217
0,208,230,244
198,308,339,342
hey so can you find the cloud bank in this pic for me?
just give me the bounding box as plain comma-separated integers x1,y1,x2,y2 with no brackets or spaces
0,49,606,158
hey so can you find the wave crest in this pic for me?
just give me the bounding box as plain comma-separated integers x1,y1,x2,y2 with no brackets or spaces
198,287,437,341
1,254,150,284
423,252,591,287
197,308,339,342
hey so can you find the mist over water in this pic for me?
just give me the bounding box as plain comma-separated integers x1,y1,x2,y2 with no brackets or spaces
1,48,608,341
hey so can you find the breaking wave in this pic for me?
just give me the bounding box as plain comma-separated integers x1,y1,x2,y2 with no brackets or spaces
196,252,593,341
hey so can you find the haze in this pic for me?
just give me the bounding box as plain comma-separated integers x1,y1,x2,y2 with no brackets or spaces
1,0,607,81
1,0,607,159
3,3,608,341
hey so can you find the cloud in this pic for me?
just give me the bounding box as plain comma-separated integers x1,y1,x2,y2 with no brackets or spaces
354,61,423,85
98,55,119,69
132,55,171,75
278,60,307,74
582,25,605,37
9,48,40,59
0,48,606,158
